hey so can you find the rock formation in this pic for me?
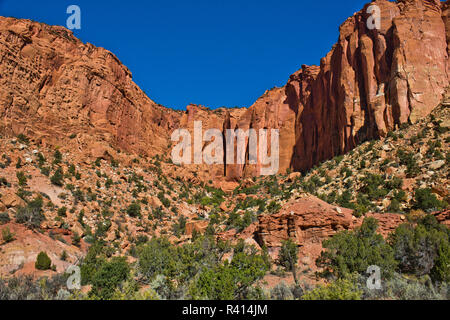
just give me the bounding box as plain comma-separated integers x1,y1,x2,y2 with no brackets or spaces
0,17,180,160
289,0,449,171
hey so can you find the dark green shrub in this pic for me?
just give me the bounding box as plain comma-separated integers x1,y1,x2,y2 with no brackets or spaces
35,252,52,270
57,207,67,217
90,256,130,299
53,150,62,165
279,239,299,284
16,171,27,187
302,277,362,300
16,197,45,229
50,168,64,187
389,215,449,281
2,227,15,243
316,218,397,279
126,202,141,217
414,188,446,212
0,212,10,225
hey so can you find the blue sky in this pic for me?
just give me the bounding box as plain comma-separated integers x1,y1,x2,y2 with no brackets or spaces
1,0,367,110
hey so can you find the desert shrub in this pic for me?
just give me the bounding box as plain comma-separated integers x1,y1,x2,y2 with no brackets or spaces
302,277,362,300
358,273,448,300
0,212,10,225
15,197,45,229
270,282,294,300
17,134,30,144
397,149,420,177
389,215,450,282
157,192,171,208
72,232,81,247
137,236,235,299
172,215,187,237
267,201,281,214
16,171,27,187
226,210,255,232
126,202,141,217
40,166,51,176
413,188,447,212
68,164,76,176
316,218,397,279
0,274,69,300
151,206,165,220
2,227,15,243
50,168,64,187
340,167,353,178
90,256,130,300
337,190,354,209
35,252,52,270
279,239,299,284
57,207,67,217
388,199,401,213
360,173,388,201
80,242,106,285
279,239,298,272
189,250,269,300
37,153,46,166
137,237,180,282
53,150,62,165
60,250,68,261
385,177,403,190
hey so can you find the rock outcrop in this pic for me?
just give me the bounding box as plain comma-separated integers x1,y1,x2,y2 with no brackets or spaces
0,17,179,160
289,0,449,171
182,0,450,177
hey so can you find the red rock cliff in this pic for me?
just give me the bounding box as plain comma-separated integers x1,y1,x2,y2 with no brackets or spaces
0,17,180,158
0,0,448,180
288,0,449,171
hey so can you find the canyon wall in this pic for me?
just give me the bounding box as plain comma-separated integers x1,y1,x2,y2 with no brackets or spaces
0,17,180,159
288,0,449,171
0,0,448,182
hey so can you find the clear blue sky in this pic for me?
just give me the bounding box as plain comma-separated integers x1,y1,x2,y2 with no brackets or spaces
1,0,368,110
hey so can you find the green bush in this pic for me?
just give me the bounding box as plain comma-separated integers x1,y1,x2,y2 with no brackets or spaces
189,251,269,300
90,256,130,300
316,218,397,279
360,174,388,201
302,277,362,300
389,215,450,282
414,188,447,212
57,207,67,217
16,171,27,187
397,149,420,177
50,168,64,187
126,202,141,217
0,212,10,225
35,252,52,270
2,227,15,243
279,239,299,284
16,197,45,229
53,150,62,165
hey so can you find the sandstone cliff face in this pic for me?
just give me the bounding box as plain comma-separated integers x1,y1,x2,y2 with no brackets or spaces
0,17,179,159
189,0,450,177
289,0,449,171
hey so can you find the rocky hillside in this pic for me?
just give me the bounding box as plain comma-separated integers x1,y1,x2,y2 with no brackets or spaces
1,0,449,182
